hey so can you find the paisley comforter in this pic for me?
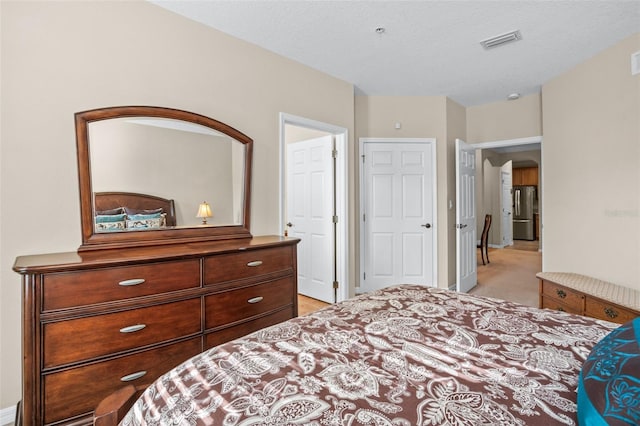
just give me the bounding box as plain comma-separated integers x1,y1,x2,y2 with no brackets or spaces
122,285,618,426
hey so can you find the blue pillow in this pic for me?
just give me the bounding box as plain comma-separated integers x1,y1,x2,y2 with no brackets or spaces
127,212,162,221
577,317,640,425
95,213,126,223
125,212,165,229
94,213,126,232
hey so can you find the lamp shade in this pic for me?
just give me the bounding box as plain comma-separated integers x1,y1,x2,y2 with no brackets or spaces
196,202,213,224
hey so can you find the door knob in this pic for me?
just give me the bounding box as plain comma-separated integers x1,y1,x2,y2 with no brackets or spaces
421,223,431,228
286,222,293,227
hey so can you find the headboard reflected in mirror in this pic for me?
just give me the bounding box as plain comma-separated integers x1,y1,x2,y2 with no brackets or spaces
76,106,253,251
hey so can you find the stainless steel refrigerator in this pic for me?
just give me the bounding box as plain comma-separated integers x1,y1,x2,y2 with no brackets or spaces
513,185,535,240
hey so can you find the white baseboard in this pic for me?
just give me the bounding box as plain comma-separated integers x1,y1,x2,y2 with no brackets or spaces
0,404,16,425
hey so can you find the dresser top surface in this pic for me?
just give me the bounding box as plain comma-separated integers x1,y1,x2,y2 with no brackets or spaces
537,272,640,311
13,235,299,274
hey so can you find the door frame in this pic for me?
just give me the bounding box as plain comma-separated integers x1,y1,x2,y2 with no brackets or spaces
470,136,543,253
279,113,349,303
358,137,438,292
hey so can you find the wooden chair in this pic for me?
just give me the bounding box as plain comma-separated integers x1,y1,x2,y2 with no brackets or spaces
93,385,146,426
477,214,492,265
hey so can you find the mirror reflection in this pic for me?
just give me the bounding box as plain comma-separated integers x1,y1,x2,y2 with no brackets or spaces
89,117,246,232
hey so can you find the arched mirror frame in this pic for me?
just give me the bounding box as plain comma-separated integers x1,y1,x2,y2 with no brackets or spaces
76,106,253,251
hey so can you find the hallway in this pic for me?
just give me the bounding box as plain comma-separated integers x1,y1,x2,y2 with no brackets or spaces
470,244,542,307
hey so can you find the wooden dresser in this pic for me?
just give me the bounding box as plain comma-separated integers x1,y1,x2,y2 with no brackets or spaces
538,272,640,324
13,235,299,426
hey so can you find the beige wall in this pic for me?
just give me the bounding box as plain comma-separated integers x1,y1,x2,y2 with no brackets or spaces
467,93,542,143
0,0,354,409
542,33,640,289
446,98,468,284
354,95,465,288
284,125,330,144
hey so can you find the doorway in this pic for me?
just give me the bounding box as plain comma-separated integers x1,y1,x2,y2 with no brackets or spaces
279,113,348,304
456,136,542,293
359,138,437,293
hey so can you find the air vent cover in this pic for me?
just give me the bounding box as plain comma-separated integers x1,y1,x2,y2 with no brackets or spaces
480,30,522,50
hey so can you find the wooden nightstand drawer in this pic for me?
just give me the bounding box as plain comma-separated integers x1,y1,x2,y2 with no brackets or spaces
205,277,294,329
585,298,638,324
541,297,582,315
542,280,584,310
43,298,201,368
43,337,201,425
204,246,293,285
43,259,201,311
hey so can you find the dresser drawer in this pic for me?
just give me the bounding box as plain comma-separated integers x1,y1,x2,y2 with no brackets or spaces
585,298,638,324
43,298,201,368
205,307,293,349
204,246,293,285
43,259,201,311
541,281,584,310
205,277,294,329
541,297,582,315
43,337,201,425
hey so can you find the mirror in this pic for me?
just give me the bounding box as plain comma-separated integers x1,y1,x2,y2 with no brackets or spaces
76,106,253,250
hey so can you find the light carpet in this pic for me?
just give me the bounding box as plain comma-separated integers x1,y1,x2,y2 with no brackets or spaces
470,246,542,307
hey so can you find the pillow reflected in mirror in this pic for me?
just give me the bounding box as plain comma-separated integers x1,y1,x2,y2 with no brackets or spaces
125,212,166,229
95,213,126,232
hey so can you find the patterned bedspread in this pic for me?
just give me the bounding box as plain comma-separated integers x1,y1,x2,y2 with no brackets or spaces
122,285,618,425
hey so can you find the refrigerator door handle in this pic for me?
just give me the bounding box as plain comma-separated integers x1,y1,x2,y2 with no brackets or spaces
515,189,520,216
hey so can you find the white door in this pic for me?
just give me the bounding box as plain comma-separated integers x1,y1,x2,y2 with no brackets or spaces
501,169,513,247
456,139,477,293
361,141,435,293
286,136,335,303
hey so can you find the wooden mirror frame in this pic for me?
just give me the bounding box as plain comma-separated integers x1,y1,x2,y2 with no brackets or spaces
76,106,253,251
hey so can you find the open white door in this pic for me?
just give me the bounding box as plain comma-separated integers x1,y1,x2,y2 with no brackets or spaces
286,136,335,303
456,139,477,293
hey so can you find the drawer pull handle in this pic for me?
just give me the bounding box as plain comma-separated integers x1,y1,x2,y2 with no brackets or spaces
247,261,263,267
557,307,565,312
119,324,146,333
556,289,567,299
604,307,619,319
120,371,147,382
118,278,146,287
248,296,264,304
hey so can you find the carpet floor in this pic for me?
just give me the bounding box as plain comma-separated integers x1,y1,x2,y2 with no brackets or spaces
470,245,542,307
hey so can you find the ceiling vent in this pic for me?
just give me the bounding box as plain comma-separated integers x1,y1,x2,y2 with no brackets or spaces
480,30,522,50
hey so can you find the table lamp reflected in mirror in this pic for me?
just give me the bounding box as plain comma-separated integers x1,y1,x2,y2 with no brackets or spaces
196,201,213,225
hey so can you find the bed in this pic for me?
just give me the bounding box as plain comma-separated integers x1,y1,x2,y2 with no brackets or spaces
93,191,177,231
99,285,632,426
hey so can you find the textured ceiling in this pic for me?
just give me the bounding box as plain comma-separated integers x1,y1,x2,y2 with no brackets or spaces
151,0,640,106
